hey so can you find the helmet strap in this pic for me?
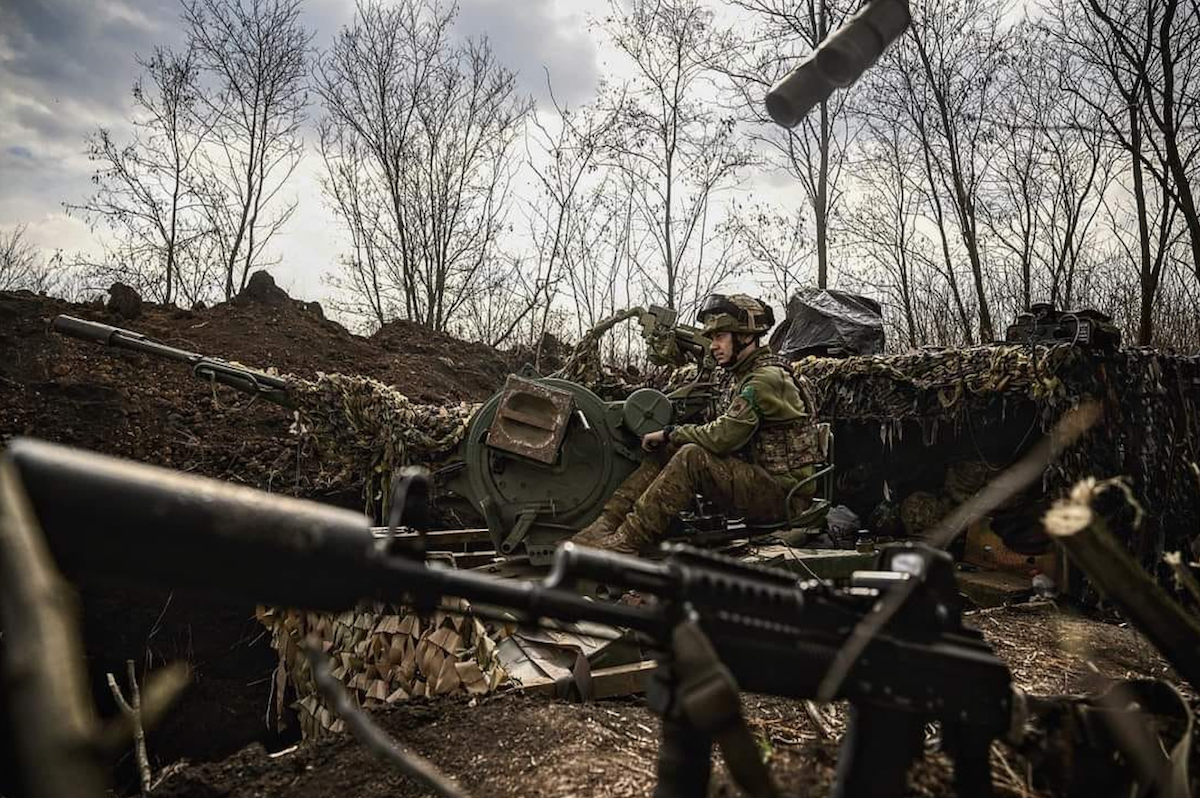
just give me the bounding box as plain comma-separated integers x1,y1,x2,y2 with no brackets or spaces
732,334,759,364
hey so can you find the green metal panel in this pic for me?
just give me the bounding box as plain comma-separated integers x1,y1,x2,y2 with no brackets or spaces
441,378,673,561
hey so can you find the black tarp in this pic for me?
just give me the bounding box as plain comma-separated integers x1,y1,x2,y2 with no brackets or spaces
769,288,885,359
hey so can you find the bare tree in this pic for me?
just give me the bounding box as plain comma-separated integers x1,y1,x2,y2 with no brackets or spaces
1049,0,1200,340
563,175,644,338
67,46,216,305
499,86,625,358
183,0,310,300
720,0,858,288
599,0,751,313
727,203,810,309
313,0,531,332
0,225,63,294
842,115,927,348
982,22,1115,324
878,0,1009,343
318,123,395,330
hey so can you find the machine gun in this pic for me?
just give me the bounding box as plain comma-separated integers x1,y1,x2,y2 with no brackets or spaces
50,312,722,562
4,438,1014,798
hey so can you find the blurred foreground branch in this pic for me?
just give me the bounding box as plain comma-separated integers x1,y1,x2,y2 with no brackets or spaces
1044,478,1200,693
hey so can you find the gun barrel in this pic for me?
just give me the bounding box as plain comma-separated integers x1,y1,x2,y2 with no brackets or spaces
765,0,911,128
52,314,294,406
5,438,663,633
52,315,203,365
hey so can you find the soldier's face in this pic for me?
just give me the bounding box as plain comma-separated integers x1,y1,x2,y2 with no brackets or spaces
710,332,735,366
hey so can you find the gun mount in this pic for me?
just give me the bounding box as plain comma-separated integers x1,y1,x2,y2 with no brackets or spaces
52,311,717,563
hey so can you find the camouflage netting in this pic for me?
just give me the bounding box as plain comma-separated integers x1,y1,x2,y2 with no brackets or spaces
258,373,503,738
797,344,1102,422
794,345,1200,567
258,599,508,739
288,372,480,519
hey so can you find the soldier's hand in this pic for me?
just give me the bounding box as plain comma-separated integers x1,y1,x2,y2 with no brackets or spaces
641,430,667,452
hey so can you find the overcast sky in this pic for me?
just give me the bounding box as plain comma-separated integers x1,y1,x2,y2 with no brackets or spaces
0,0,616,304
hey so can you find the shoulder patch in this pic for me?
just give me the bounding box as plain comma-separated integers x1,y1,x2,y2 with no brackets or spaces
737,384,764,418
726,396,753,418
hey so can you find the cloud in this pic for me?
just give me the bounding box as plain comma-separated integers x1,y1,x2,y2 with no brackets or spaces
0,0,184,244
453,0,602,109
0,1,179,132
0,0,613,311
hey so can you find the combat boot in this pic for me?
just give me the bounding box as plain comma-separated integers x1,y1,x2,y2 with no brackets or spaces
568,457,663,550
570,509,625,548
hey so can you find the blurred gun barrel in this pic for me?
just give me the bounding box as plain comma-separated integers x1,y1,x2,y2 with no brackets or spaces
52,315,201,365
765,0,911,128
7,437,378,610
4,438,664,633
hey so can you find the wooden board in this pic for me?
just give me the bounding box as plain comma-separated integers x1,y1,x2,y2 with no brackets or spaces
517,660,659,700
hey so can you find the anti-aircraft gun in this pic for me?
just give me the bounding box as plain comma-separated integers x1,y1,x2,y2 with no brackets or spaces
50,308,717,562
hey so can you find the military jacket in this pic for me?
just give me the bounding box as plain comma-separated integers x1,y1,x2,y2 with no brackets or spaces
670,346,820,484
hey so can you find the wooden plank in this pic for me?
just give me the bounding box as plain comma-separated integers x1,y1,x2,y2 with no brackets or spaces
956,569,1031,608
518,660,659,699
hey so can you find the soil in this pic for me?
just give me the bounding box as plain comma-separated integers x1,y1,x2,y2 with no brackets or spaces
0,281,1189,798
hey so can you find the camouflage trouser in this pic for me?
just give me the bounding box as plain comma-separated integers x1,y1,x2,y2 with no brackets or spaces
572,443,798,553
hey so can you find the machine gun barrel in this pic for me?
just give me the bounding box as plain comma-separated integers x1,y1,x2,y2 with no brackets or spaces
8,437,1009,720
6,437,665,634
51,315,294,407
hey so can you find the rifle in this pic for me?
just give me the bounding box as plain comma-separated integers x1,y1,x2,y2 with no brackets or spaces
51,315,293,407
3,438,1013,798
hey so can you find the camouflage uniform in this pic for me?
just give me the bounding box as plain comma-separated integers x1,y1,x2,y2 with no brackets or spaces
573,344,820,554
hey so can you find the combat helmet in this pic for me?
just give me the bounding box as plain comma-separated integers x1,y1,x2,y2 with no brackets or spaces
697,293,775,337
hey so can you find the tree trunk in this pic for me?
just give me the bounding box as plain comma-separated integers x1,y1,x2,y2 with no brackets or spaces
1131,108,1156,346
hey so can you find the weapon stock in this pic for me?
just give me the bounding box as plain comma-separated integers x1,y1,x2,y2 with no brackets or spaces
52,315,294,407
5,438,1013,798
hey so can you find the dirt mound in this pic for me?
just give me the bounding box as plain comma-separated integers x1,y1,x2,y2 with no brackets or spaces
0,280,514,787
370,319,513,401
0,280,509,470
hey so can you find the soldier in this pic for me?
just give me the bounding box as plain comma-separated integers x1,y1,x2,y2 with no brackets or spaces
571,293,822,554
